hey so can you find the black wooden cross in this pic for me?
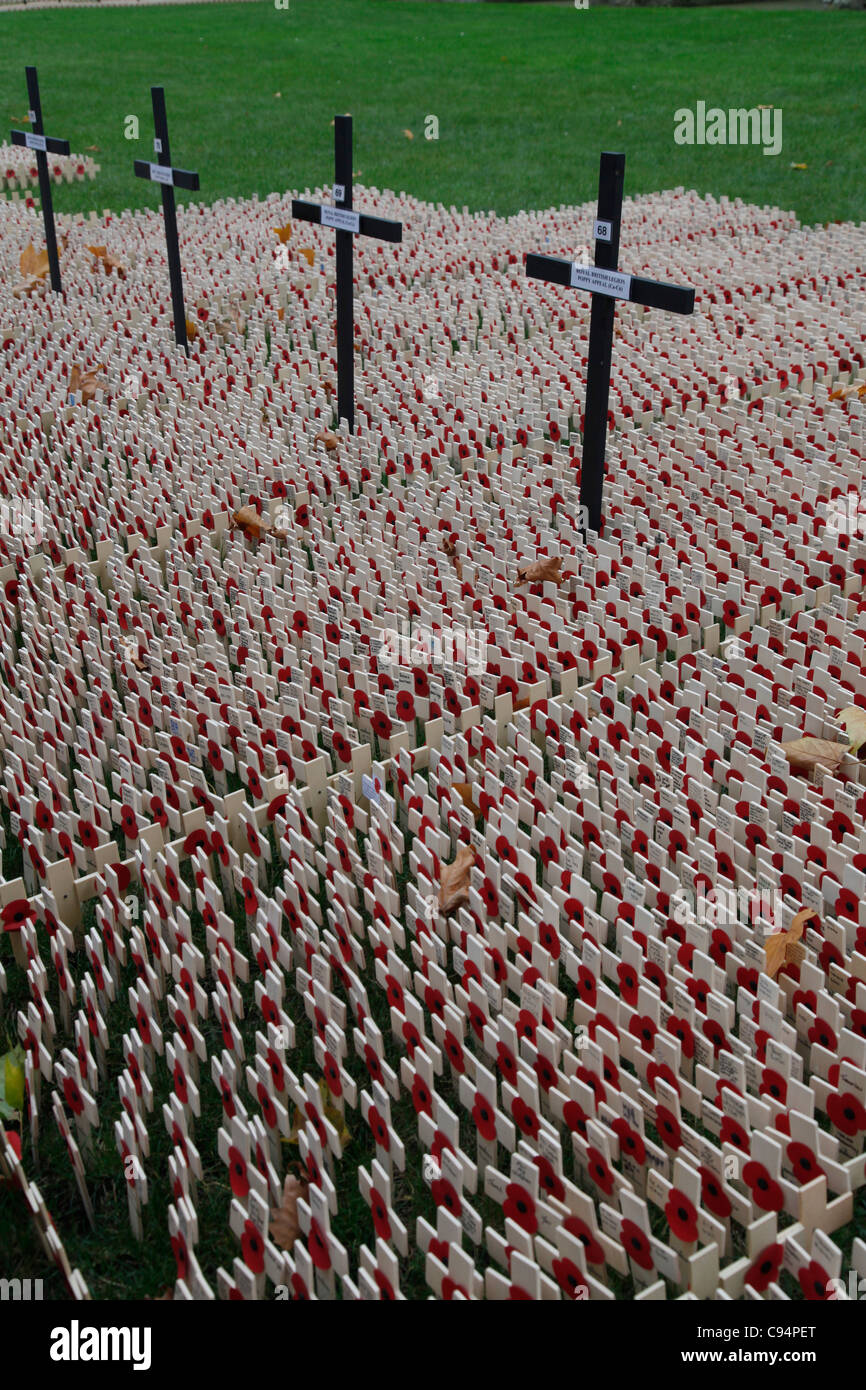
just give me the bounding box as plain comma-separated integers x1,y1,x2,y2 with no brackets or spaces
10,67,70,293
291,115,402,433
526,152,695,535
133,87,199,354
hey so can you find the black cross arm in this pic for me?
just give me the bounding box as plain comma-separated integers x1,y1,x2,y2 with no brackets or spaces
629,276,694,315
10,128,70,157
134,159,199,192
526,252,693,314
525,252,572,289
291,198,402,244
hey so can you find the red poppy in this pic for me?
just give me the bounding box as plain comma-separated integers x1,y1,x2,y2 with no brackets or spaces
742,1160,784,1213
412,1073,433,1116
612,1117,646,1166
798,1259,834,1301
431,1177,462,1216
666,1014,695,1059
551,1255,588,1301
369,1187,392,1240
511,1096,540,1139
744,1242,783,1293
619,1218,653,1270
665,1189,699,1243
655,1105,683,1151
787,1141,825,1185
503,1182,538,1235
827,1091,866,1136
586,1145,615,1195
307,1217,332,1270
720,1115,750,1153
227,1145,250,1198
469,1089,497,1141
629,1014,658,1052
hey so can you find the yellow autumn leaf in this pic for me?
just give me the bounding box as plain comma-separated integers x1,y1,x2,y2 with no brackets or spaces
20,242,49,280
317,1080,351,1146
87,245,125,277
298,247,315,267
185,317,198,343
403,129,414,141
273,224,292,245
790,163,808,171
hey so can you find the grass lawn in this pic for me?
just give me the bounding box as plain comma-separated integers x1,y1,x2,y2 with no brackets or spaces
1,0,864,227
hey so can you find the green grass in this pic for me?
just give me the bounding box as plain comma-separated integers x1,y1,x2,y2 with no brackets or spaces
1,0,864,227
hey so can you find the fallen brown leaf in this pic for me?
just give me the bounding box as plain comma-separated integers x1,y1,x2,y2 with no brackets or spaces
780,737,851,784
273,224,292,245
451,782,480,816
443,535,463,580
87,245,125,277
68,363,104,406
765,907,814,979
515,555,563,587
20,242,49,281
270,1173,308,1251
299,247,315,267
315,429,338,452
439,844,477,917
403,129,414,141
838,705,866,758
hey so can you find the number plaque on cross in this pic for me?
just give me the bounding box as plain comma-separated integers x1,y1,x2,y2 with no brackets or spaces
133,87,200,354
526,152,696,535
10,66,71,294
292,115,402,433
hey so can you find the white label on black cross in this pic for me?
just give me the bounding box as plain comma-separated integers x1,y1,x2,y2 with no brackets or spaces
332,184,345,202
25,133,47,153
570,263,632,300
28,110,36,124
150,163,174,186
154,139,163,155
593,219,612,242
321,205,360,234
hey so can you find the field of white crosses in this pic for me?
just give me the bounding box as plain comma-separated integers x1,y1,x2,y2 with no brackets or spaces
1,176,865,1301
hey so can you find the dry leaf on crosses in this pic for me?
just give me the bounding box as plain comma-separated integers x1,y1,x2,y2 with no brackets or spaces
515,555,563,587
273,224,292,244
837,706,866,758
13,242,51,297
780,737,851,784
315,429,338,452
439,844,477,917
443,535,463,580
299,248,315,267
86,245,125,277
185,317,199,343
270,1173,308,1251
765,907,814,979
231,505,278,543
451,782,480,816
68,364,104,406
403,129,414,140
